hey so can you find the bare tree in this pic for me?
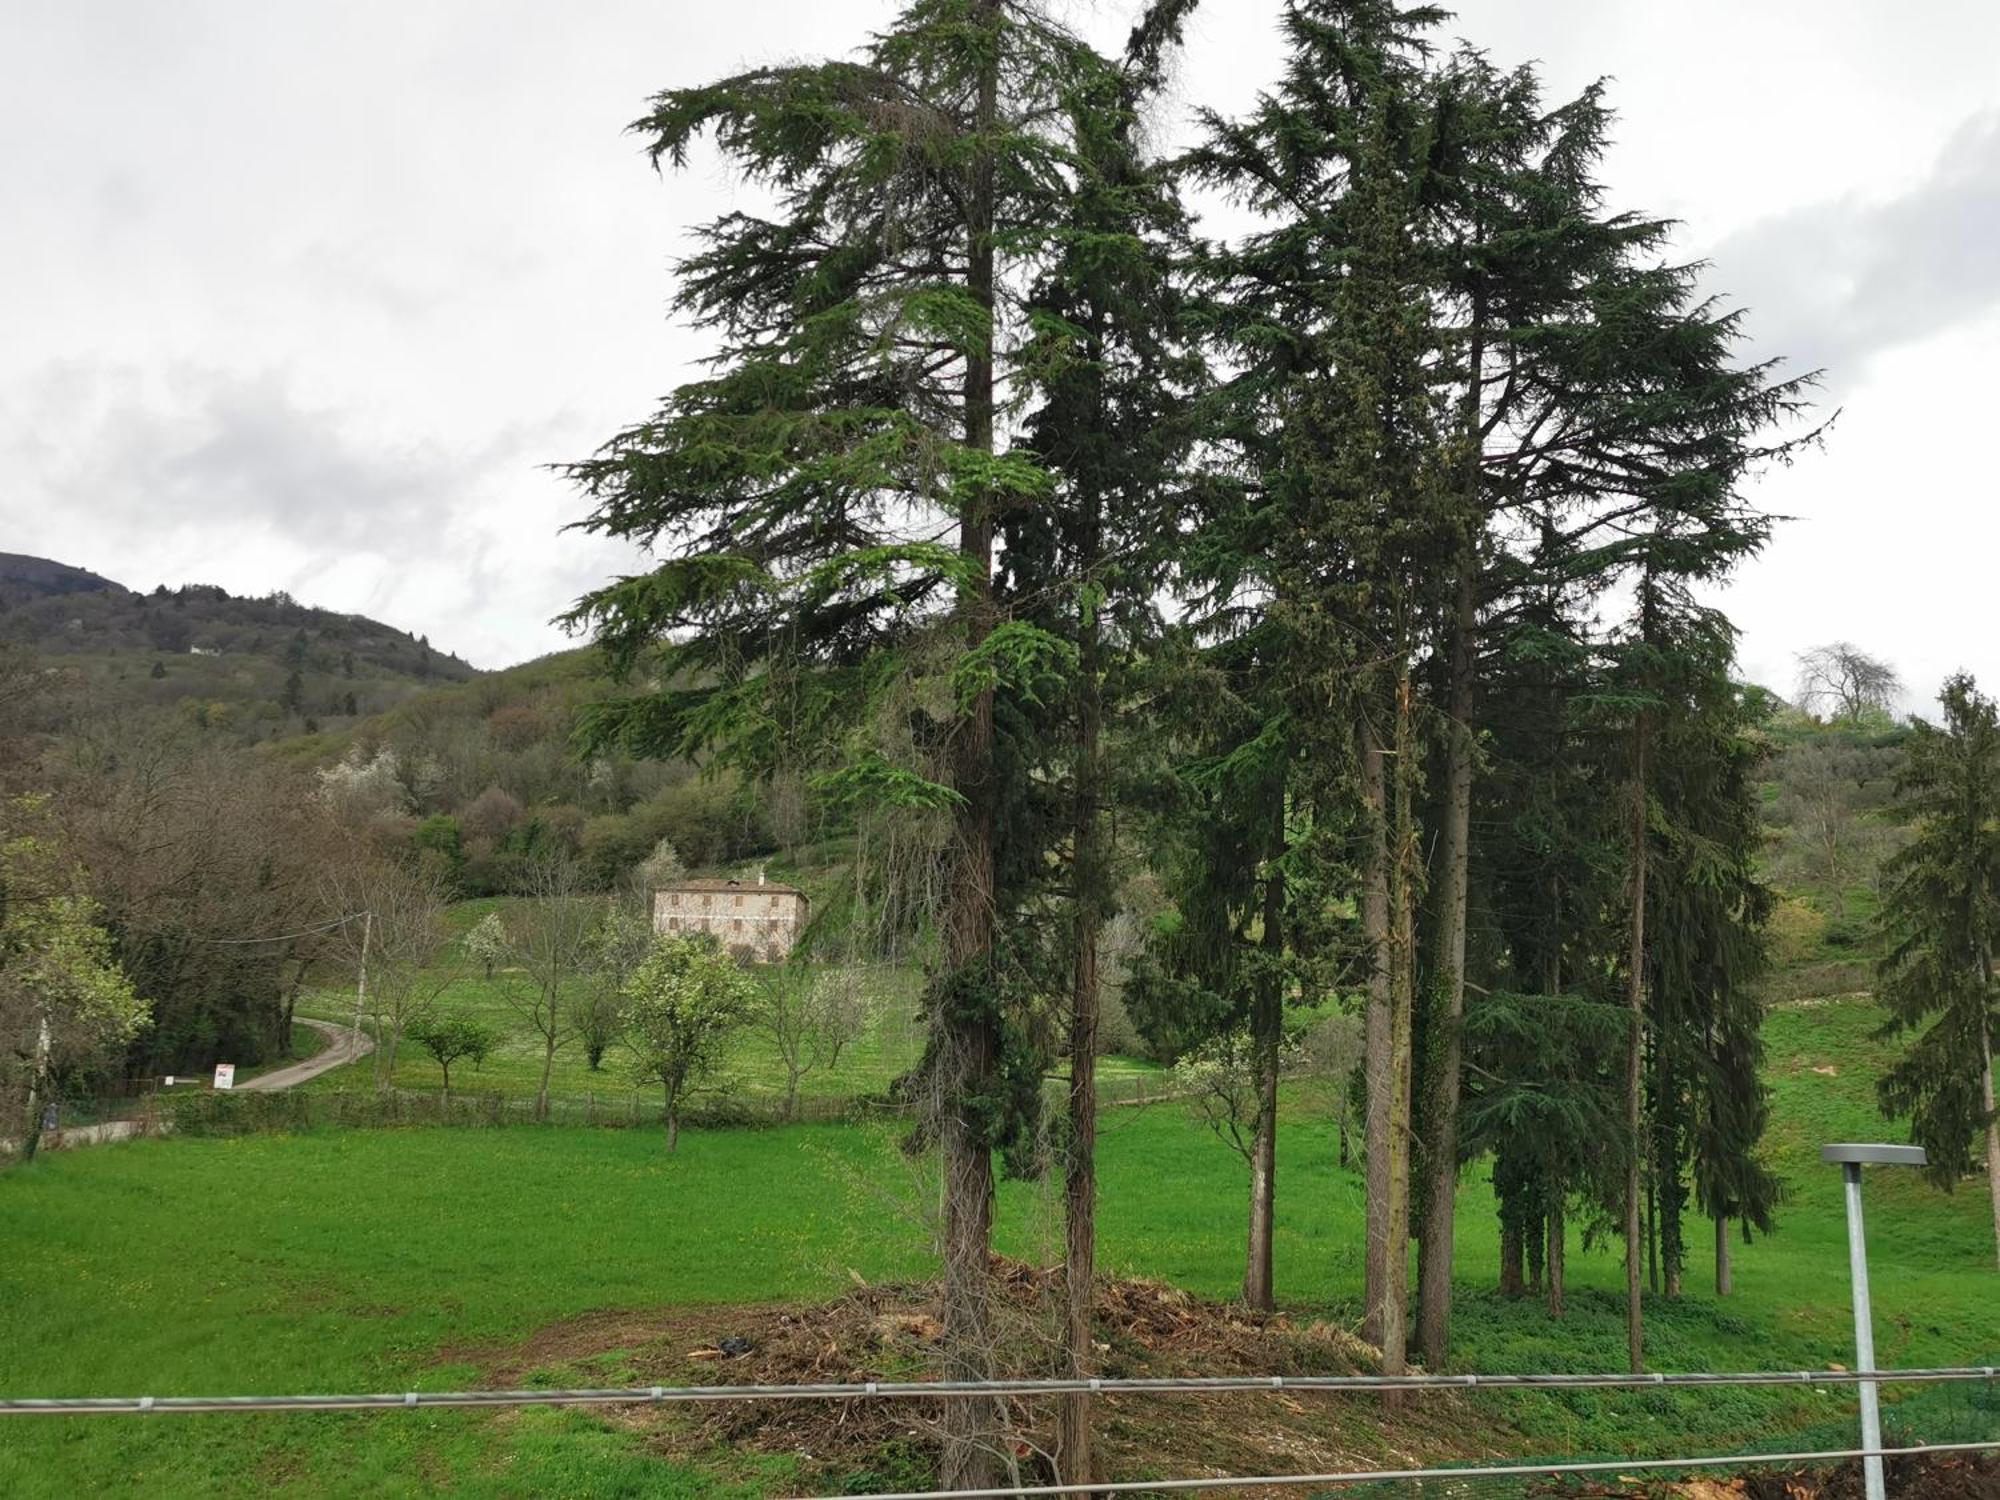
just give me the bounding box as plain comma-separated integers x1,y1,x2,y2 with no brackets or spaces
55,724,342,1073
1795,643,1903,724
1299,1010,1366,1168
503,853,596,1118
1173,1028,1302,1306
1770,739,1895,918
318,848,457,1085
759,963,868,1117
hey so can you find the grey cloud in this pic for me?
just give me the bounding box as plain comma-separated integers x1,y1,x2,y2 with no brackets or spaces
0,361,631,666
21,366,499,551
1707,111,2000,388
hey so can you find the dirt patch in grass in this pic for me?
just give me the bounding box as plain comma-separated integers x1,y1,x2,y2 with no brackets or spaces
443,1256,1511,1494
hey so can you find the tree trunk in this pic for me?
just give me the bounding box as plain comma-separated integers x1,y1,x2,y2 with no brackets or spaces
1662,1182,1683,1300
1653,1042,1684,1299
1417,566,1476,1370
1382,673,1417,1378
938,9,1004,1484
1498,1219,1523,1298
1547,1199,1566,1320
1360,713,1394,1346
20,1010,51,1163
1982,1023,2000,1271
537,1030,556,1123
1244,841,1286,1313
1058,555,1105,1488
1624,717,1650,1373
1645,1163,1658,1296
1416,287,1482,1373
1244,983,1280,1313
665,1085,679,1152
1715,1215,1733,1297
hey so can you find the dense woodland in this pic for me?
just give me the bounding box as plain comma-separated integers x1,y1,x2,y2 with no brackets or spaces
7,3,2000,1495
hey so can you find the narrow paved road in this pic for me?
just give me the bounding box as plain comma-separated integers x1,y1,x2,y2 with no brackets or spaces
241,1017,373,1091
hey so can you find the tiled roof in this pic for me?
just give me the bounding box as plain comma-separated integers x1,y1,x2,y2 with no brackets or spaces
656,878,806,897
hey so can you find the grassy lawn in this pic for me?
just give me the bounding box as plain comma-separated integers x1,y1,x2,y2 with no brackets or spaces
5,996,1999,1495
293,941,1164,1108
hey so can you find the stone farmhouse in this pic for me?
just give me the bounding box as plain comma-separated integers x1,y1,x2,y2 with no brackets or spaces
651,874,809,963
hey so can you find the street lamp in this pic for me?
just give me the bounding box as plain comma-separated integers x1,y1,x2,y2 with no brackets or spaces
1821,1142,1928,1500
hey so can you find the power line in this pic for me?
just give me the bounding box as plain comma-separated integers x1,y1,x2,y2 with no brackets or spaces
202,911,370,946
4,1362,1998,1416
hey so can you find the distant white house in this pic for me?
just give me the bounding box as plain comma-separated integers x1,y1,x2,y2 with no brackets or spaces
651,874,808,963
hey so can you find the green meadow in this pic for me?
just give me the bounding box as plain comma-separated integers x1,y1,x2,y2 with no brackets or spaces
5,999,2000,1497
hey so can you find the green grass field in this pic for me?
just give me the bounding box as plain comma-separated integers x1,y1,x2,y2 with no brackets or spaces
292,906,1164,1109
5,997,2000,1496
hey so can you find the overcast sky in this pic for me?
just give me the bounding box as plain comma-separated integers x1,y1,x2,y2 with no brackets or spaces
4,2,1997,704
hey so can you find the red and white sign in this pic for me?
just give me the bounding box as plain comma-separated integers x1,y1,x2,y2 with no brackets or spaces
213,1063,236,1091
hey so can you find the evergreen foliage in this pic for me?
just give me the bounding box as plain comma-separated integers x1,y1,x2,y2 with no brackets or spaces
570,0,1818,1439
1876,673,2000,1261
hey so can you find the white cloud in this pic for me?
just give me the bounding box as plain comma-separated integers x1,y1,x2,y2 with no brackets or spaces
2,0,1998,698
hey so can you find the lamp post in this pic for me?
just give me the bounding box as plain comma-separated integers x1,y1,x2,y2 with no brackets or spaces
1820,1142,1927,1500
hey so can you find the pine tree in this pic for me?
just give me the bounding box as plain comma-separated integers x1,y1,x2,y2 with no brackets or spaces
1877,673,2000,1267
563,5,1156,1483
1181,0,1453,1372
1004,3,1202,1477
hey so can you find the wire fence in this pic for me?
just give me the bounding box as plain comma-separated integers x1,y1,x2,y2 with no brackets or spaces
8,1366,2000,1497
7,1362,2000,1414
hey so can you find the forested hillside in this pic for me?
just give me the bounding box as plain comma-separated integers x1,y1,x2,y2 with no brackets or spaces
0,551,474,738
269,648,786,898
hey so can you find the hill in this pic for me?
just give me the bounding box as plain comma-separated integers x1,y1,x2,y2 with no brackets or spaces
0,553,123,605
0,551,477,738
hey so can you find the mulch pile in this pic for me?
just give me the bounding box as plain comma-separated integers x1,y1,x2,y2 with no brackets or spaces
446,1254,1488,1490
451,1266,2000,1496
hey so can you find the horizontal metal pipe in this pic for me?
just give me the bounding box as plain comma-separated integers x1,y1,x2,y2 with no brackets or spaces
3,1363,1998,1416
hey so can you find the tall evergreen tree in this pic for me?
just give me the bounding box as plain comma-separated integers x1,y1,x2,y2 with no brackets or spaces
1180,0,1451,1373
1642,624,1779,1299
1005,2,1202,1477
1877,673,2000,1268
563,5,1145,1481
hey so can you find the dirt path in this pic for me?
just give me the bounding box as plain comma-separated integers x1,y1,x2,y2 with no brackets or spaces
241,1017,373,1091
